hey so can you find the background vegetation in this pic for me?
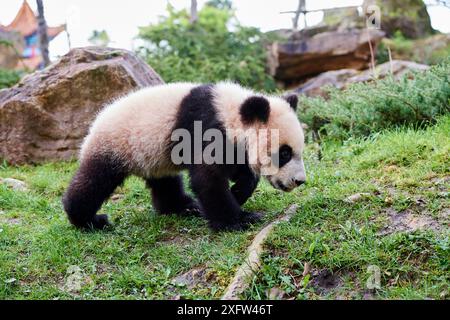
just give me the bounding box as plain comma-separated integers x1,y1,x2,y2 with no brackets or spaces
0,69,22,89
0,39,23,89
137,2,276,92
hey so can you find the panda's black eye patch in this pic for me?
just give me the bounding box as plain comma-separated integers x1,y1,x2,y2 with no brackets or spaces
273,145,292,168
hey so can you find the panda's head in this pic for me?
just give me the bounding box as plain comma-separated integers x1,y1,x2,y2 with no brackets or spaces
239,93,306,192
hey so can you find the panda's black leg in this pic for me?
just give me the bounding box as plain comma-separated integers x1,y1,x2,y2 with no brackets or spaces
231,165,260,206
189,167,261,232
146,175,201,216
63,155,127,230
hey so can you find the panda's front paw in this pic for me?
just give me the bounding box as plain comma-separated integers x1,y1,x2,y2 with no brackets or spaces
180,197,203,217
240,211,263,225
208,220,248,232
84,214,112,231
208,212,262,232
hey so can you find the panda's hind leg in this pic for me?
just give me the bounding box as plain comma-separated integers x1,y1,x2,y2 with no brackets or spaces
63,154,127,230
146,175,201,216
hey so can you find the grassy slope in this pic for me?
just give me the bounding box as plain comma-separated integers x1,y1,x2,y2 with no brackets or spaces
245,116,449,300
0,164,254,299
0,117,449,300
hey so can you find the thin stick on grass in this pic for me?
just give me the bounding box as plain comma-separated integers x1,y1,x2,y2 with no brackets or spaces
388,45,394,75
222,204,299,300
367,29,376,78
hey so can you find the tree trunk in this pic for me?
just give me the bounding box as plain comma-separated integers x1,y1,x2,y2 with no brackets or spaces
36,0,50,67
190,0,199,24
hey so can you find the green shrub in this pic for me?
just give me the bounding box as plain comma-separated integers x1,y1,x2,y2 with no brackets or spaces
377,31,450,66
137,4,276,91
299,59,450,141
0,69,22,89
427,43,450,66
377,31,414,64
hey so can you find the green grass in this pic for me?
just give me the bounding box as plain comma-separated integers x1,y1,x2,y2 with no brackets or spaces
244,116,449,300
0,117,449,300
0,163,255,299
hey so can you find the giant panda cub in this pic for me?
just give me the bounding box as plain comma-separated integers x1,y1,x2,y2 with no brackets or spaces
63,82,306,232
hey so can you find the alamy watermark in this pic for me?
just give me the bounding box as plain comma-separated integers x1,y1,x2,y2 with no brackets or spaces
171,121,281,175
365,4,381,30
366,265,381,290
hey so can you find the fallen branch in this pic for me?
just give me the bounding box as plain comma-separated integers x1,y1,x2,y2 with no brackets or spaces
221,204,299,300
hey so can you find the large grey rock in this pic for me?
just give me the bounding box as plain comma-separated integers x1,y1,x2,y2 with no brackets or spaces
295,60,429,97
0,47,164,164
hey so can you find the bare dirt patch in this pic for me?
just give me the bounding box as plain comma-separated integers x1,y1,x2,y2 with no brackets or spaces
309,269,343,295
168,266,217,299
439,207,450,222
0,212,22,226
378,208,441,236
171,267,214,290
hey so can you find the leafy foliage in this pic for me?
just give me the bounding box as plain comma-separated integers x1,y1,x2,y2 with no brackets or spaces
0,69,22,89
88,30,111,47
0,39,24,88
299,60,450,141
137,4,276,91
205,0,233,10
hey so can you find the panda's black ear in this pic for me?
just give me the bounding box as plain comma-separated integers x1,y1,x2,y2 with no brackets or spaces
284,94,298,111
240,96,270,124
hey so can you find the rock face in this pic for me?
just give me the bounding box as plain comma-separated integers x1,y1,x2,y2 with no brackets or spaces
268,28,385,87
0,47,164,164
295,60,429,97
322,6,363,31
294,69,359,97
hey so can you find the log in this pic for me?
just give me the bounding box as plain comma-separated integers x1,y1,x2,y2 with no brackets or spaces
268,28,385,87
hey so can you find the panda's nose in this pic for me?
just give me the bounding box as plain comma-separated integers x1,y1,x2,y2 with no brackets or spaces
294,179,305,186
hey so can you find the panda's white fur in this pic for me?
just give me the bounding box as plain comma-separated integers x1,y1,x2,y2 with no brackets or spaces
81,83,198,178
64,82,306,231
